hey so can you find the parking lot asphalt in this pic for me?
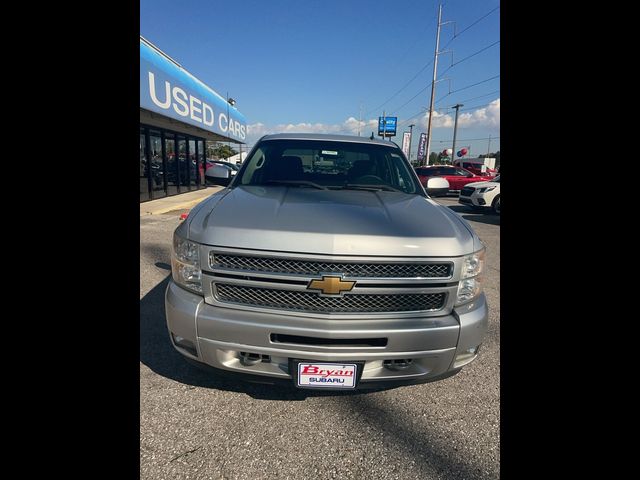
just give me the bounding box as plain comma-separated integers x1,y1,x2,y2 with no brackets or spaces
140,194,500,480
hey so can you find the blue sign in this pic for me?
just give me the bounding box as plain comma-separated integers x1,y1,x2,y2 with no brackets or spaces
377,116,397,137
140,39,247,142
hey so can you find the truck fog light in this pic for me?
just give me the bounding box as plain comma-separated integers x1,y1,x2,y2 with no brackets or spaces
171,334,198,357
453,345,480,368
383,359,413,371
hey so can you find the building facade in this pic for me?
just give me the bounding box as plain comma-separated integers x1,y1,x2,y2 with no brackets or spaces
139,36,247,202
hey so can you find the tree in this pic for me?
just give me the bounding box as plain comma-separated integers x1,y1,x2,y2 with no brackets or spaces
209,144,237,159
429,152,452,165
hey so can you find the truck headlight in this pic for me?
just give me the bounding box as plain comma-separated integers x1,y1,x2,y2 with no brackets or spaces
460,248,485,279
456,277,482,304
456,248,485,305
171,233,202,294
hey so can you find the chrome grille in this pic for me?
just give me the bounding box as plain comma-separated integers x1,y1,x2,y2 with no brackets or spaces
460,186,475,197
215,284,446,313
211,254,452,278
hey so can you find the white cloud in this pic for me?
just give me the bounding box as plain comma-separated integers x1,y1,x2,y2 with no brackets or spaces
244,99,499,146
414,98,500,129
246,117,374,145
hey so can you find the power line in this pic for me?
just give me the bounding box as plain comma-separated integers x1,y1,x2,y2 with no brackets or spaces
435,74,500,104
440,5,500,50
458,102,497,112
435,136,500,142
436,89,499,108
389,84,431,116
361,8,439,108
439,40,500,77
397,103,498,133
390,42,500,117
397,109,429,128
397,95,499,129
364,59,434,117
362,5,500,130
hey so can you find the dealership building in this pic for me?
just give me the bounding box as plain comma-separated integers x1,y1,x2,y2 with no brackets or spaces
139,36,247,202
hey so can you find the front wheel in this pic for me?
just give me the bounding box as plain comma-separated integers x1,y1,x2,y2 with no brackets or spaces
492,195,501,214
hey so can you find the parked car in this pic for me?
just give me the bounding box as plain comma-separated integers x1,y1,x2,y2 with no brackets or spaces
414,165,494,193
206,160,240,172
455,161,498,177
458,176,500,214
167,133,488,390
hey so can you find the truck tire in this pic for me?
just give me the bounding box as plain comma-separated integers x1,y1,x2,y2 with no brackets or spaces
492,195,500,215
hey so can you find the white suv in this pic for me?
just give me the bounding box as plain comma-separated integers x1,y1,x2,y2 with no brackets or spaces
458,176,500,214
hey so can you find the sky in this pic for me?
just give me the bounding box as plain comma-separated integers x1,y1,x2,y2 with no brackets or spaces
140,0,500,159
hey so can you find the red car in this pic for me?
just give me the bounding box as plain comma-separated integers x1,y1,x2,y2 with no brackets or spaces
414,165,494,193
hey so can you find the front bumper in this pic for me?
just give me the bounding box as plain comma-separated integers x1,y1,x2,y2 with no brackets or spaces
165,280,488,388
459,193,488,207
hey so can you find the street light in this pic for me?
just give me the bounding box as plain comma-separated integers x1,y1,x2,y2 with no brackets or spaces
226,93,234,160
451,104,463,168
407,124,415,163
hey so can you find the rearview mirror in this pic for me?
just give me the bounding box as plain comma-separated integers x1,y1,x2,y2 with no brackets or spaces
205,164,230,180
425,177,449,197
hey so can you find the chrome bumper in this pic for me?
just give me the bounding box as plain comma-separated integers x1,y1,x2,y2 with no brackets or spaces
165,280,488,385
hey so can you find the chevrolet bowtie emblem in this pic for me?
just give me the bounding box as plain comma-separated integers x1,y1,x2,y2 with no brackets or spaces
307,276,356,295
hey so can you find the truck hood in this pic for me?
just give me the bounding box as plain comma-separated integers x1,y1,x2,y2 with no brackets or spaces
188,185,476,256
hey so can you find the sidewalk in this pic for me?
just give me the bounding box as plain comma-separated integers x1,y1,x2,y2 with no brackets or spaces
140,186,224,216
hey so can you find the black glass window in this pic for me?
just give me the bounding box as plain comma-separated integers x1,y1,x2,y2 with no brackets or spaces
189,140,197,187
140,131,150,202
139,124,207,201
178,138,189,190
165,135,178,196
149,131,166,198
197,140,205,185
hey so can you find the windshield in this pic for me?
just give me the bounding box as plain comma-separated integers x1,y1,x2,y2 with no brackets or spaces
235,139,422,194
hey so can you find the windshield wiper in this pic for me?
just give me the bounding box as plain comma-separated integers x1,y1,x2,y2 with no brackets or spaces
336,183,403,193
261,180,328,190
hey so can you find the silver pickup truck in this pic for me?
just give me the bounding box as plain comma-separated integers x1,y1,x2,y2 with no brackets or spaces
166,133,487,390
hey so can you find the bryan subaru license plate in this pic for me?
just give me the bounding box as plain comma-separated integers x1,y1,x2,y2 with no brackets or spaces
296,362,358,389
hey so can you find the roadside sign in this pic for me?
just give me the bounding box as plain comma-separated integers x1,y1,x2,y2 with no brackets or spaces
377,116,397,137
417,133,427,162
401,132,411,156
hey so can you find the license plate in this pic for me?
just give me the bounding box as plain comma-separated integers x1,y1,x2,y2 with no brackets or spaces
296,362,358,389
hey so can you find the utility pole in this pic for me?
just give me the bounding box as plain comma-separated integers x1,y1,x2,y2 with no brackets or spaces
382,110,386,141
408,124,415,162
451,104,463,166
424,4,443,166
487,134,492,155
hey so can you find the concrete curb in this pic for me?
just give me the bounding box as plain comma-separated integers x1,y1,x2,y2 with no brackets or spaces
140,186,223,216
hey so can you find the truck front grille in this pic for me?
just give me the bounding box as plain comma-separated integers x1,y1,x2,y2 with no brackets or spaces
211,254,452,279
214,284,446,314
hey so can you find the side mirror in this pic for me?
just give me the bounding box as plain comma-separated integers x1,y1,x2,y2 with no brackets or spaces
205,164,230,180
425,177,450,197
